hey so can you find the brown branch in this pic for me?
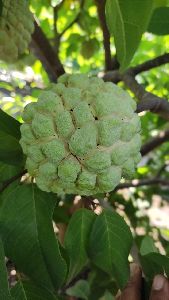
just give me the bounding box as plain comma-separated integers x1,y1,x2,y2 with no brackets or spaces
122,71,169,120
114,177,169,191
103,52,169,82
95,0,113,71
0,170,27,193
30,20,65,82
141,129,169,156
131,52,169,75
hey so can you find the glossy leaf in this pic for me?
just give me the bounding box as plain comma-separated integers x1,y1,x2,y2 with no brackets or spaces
148,7,169,35
64,208,95,283
88,209,133,289
0,184,67,291
106,0,153,70
0,238,13,300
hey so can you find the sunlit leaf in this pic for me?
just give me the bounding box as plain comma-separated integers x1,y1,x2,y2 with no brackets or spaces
106,0,154,70
88,209,133,289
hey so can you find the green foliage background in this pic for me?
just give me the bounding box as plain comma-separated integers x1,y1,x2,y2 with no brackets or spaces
0,0,169,299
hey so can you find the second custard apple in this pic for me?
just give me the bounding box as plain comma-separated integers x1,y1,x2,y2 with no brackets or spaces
20,74,141,195
0,0,34,62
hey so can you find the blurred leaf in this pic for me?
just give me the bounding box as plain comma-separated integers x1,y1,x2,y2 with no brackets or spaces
81,38,100,59
88,209,133,289
105,0,153,70
64,208,95,283
0,238,13,300
148,7,169,35
66,280,90,300
0,184,67,292
140,252,169,280
154,0,169,7
140,236,158,255
160,228,169,241
140,236,169,280
11,281,58,300
99,290,115,300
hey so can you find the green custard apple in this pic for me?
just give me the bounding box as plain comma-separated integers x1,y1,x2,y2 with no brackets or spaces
0,0,34,62
20,74,141,195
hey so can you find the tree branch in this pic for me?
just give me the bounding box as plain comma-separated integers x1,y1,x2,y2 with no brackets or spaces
122,71,169,120
131,52,169,75
141,129,169,156
95,0,113,71
103,52,169,82
114,177,169,191
30,20,65,82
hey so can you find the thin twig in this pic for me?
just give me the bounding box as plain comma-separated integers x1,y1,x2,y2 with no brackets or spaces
141,130,169,156
132,52,169,75
114,177,169,191
123,71,169,120
95,0,113,70
103,52,169,82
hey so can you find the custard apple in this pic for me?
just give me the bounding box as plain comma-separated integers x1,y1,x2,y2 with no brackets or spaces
0,0,34,62
20,74,141,195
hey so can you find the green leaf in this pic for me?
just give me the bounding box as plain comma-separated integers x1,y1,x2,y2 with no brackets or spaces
0,184,67,292
0,109,21,139
0,131,23,165
0,238,13,300
140,252,169,280
11,281,59,300
140,236,158,256
148,7,169,35
53,206,70,224
154,0,169,7
105,0,154,70
0,161,24,190
99,290,115,300
139,236,169,280
88,209,133,289
0,109,23,165
66,280,90,300
64,208,95,283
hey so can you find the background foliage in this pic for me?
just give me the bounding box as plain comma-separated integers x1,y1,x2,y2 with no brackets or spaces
0,0,169,299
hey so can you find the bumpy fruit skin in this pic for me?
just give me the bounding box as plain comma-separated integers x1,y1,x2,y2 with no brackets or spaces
20,74,141,195
0,0,34,62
